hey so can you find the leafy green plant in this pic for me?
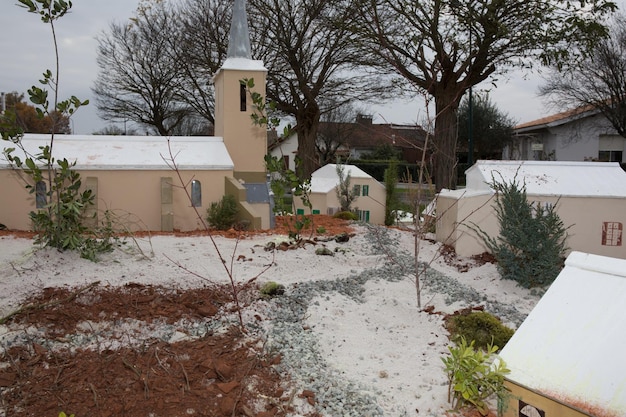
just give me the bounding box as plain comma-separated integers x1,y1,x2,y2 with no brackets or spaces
207,194,239,230
474,175,569,288
446,311,514,351
1,0,118,261
316,226,326,234
441,337,510,416
58,412,74,417
333,211,358,221
246,77,314,243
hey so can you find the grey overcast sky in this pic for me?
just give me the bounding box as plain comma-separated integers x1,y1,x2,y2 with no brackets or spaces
0,0,604,134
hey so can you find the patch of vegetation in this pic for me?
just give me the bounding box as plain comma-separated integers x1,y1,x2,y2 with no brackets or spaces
259,281,285,298
442,337,510,415
207,194,238,230
474,175,569,288
1,0,117,262
446,311,514,351
333,211,358,221
384,160,400,226
316,226,326,234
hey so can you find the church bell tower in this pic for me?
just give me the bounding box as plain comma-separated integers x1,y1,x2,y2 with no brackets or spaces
213,0,267,183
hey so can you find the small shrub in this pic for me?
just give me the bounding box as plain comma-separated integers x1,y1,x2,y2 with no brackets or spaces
446,311,514,351
207,194,238,230
259,281,285,298
316,226,326,234
441,337,510,415
333,211,358,221
474,175,569,288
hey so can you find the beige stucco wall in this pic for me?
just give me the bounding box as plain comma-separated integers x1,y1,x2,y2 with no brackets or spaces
0,168,232,232
436,191,626,259
214,66,267,183
294,177,387,224
502,381,598,417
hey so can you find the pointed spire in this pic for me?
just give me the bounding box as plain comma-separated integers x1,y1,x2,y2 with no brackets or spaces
227,0,252,59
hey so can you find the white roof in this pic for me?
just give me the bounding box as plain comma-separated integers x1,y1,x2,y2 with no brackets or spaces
466,160,626,198
499,251,626,416
1,134,234,170
310,164,374,193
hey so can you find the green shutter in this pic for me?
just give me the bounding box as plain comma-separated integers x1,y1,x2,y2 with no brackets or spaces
363,185,369,196
296,208,305,215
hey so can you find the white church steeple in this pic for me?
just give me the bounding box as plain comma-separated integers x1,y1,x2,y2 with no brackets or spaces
226,0,252,59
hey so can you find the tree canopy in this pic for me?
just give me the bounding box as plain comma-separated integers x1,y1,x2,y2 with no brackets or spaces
352,0,617,190
540,13,626,138
0,92,71,135
457,93,515,161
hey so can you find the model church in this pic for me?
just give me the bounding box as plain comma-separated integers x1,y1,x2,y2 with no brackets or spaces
0,0,272,232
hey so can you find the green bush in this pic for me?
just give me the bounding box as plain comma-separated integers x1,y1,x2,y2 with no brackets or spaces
207,194,238,230
475,176,569,288
441,337,510,415
384,160,400,226
259,281,285,298
446,311,514,351
333,211,358,220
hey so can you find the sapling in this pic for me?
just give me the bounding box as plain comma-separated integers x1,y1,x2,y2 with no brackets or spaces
1,0,119,261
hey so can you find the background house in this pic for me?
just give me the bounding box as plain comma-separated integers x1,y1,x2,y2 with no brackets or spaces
268,114,428,175
499,251,626,417
0,0,272,232
506,106,625,165
292,164,386,224
436,160,626,259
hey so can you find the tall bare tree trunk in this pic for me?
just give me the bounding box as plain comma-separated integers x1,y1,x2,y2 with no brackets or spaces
295,105,321,179
433,88,461,191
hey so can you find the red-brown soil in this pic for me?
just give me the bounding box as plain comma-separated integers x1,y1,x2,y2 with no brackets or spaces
0,215,353,417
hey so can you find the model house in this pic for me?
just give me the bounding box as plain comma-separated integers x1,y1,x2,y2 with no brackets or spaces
292,164,386,224
436,160,626,259
499,251,626,417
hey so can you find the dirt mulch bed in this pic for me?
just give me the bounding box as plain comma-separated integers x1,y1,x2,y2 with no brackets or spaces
0,215,355,417
0,283,317,417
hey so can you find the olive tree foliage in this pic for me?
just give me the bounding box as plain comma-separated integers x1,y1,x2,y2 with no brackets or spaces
247,0,397,179
92,2,196,135
540,13,626,138
457,93,516,160
351,0,617,191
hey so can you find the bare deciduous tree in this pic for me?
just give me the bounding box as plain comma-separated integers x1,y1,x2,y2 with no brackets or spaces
316,103,360,166
248,0,396,179
93,3,192,135
540,13,626,138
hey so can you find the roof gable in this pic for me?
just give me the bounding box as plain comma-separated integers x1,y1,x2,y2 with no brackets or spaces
466,160,626,197
310,164,374,193
319,121,427,150
499,251,626,416
514,105,599,132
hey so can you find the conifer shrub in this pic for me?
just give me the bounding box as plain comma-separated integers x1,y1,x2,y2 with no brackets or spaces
333,211,358,221
475,176,569,288
207,194,238,230
446,311,514,351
